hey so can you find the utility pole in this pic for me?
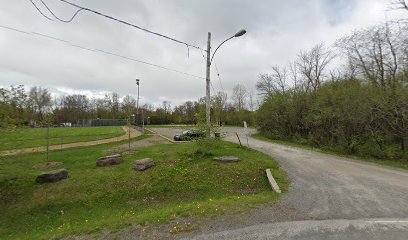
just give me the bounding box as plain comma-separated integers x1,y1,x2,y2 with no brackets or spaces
136,79,140,126
204,29,246,137
205,32,211,137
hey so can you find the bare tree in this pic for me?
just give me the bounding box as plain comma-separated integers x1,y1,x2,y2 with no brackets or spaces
391,0,408,11
162,101,172,114
121,95,136,116
248,90,256,111
57,94,90,123
256,65,288,97
271,65,287,92
336,23,407,89
296,43,335,92
143,103,154,112
256,73,275,97
232,84,247,111
288,61,299,90
111,92,120,118
29,86,52,120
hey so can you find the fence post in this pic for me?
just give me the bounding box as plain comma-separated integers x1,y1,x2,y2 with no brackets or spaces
128,120,131,151
236,132,242,147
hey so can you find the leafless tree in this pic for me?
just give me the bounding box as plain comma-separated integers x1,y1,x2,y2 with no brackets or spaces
256,65,288,97
248,90,256,111
271,65,287,93
288,61,300,90
162,101,172,114
143,103,154,112
232,84,247,111
121,95,136,116
336,23,407,89
296,43,335,92
391,0,408,11
256,73,275,97
29,86,52,119
111,92,120,118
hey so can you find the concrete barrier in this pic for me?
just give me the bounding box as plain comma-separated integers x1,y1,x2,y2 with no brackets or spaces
266,169,281,193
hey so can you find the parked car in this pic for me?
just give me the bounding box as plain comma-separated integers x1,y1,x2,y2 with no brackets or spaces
173,129,205,141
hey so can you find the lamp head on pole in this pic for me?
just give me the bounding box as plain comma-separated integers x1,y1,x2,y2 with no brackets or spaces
234,29,247,37
136,79,140,85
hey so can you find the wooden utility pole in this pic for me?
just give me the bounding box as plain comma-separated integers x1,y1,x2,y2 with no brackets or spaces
205,32,211,137
204,30,246,137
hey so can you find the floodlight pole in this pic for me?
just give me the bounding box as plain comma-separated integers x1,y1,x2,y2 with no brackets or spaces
205,29,246,137
136,79,140,126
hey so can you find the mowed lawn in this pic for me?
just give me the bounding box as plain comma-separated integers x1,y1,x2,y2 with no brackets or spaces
0,139,287,239
0,127,125,151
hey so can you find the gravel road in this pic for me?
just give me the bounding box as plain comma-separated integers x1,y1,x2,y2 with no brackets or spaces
152,127,408,240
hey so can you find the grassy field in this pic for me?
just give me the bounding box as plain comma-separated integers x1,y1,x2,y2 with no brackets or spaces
253,134,408,170
0,127,125,151
0,138,287,239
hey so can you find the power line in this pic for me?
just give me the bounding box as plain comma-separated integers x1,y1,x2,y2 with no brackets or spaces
32,0,205,51
214,62,225,92
0,24,31,35
0,24,205,80
210,81,216,93
205,48,225,94
40,0,84,23
30,0,54,21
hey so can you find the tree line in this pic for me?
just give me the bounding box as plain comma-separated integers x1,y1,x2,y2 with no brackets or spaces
0,83,256,127
256,20,408,159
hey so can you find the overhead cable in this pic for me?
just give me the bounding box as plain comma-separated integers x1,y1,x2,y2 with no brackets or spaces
214,62,225,92
40,0,84,23
0,24,205,80
30,0,205,51
29,0,54,21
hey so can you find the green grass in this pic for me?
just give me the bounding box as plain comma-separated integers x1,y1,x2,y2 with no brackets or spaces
0,127,125,151
253,134,408,170
0,138,287,239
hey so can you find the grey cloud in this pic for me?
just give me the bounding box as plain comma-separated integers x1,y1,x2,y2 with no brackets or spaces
0,0,396,107
322,0,356,25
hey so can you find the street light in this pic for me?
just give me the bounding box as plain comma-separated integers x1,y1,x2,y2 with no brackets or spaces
205,29,246,136
136,79,140,126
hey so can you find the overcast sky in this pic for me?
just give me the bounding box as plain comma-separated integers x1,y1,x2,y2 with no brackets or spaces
0,0,405,107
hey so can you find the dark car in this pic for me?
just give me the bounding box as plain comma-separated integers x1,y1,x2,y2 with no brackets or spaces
173,129,205,141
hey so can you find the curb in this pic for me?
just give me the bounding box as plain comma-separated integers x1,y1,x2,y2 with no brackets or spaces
266,169,281,193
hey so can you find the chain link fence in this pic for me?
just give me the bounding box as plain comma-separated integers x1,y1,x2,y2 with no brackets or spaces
77,119,128,127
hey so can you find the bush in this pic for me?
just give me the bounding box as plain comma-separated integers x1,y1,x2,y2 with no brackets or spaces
256,80,408,160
